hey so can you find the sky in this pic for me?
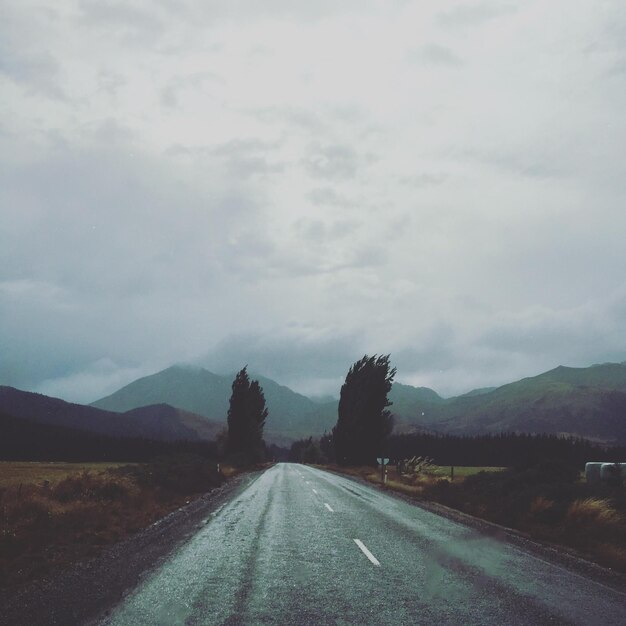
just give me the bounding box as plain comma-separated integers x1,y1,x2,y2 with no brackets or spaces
2,0,626,403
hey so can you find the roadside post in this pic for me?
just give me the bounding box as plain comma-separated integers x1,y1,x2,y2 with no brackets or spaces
377,457,390,484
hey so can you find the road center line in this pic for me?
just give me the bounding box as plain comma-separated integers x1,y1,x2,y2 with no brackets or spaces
312,488,318,494
324,503,334,512
354,539,381,566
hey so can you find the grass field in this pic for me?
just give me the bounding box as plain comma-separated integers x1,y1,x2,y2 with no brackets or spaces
0,462,134,488
321,464,504,488
0,457,224,589
418,465,505,479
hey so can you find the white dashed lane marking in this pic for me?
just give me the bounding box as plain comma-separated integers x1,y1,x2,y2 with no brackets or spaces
354,539,380,566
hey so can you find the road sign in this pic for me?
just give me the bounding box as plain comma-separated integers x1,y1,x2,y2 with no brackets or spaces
376,458,390,465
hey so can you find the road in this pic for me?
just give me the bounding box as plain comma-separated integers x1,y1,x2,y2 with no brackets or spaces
99,463,626,625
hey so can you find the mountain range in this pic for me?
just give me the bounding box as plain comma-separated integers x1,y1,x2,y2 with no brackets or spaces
0,385,222,442
2,361,626,448
91,365,337,444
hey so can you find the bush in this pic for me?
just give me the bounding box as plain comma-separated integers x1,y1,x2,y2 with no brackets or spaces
125,454,222,493
566,498,622,527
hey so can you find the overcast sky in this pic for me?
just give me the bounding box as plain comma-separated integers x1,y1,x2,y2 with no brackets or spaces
2,0,626,403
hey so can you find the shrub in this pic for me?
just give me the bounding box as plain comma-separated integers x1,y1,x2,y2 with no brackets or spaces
125,454,222,494
566,498,622,527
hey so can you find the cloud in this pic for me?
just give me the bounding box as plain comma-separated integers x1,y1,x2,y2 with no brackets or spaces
78,0,166,44
210,138,285,178
437,2,517,27
159,72,223,109
306,187,356,207
36,359,154,404
155,0,403,25
302,144,360,180
199,328,364,394
251,107,327,134
408,44,463,67
2,0,626,404
0,7,66,99
399,173,447,188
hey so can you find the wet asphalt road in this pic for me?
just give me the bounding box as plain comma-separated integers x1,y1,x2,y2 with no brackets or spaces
99,463,626,625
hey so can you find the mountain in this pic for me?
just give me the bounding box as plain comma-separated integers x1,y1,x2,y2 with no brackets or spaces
92,365,333,442
456,387,498,398
88,360,626,445
92,365,232,418
123,404,223,441
406,363,626,444
531,362,626,391
0,386,220,442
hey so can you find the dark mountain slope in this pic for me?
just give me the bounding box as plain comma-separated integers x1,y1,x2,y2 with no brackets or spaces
0,411,216,461
0,386,217,442
123,404,223,441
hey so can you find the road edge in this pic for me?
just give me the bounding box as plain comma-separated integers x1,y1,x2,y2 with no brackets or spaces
0,469,266,626
315,465,626,594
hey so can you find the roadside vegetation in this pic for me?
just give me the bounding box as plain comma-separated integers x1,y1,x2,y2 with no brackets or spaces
292,354,626,573
0,366,275,590
0,455,224,589
324,460,626,573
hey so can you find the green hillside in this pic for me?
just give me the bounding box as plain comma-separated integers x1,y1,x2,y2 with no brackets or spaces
90,361,626,445
92,365,330,442
412,363,626,444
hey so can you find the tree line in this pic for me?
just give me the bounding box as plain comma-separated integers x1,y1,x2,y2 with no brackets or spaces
289,431,626,469
0,411,218,462
0,355,399,467
9,352,620,470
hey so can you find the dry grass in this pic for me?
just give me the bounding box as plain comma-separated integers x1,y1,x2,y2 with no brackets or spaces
321,462,626,573
0,457,222,589
321,464,500,492
565,498,622,526
428,466,505,478
529,496,555,515
0,462,133,488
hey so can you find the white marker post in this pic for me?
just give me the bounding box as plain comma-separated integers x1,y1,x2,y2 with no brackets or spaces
376,457,390,484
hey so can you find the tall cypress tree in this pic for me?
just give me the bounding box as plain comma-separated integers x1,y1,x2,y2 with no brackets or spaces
333,355,396,465
226,367,268,465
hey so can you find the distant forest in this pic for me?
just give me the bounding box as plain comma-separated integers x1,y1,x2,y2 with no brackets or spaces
0,412,218,462
290,431,626,468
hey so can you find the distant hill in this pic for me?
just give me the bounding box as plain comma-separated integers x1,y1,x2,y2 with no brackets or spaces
123,404,223,441
92,365,232,418
0,386,220,442
456,387,498,398
92,365,334,442
405,363,626,445
88,361,626,445
0,411,217,462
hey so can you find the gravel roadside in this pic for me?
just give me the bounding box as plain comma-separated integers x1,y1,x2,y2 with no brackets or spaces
0,470,264,626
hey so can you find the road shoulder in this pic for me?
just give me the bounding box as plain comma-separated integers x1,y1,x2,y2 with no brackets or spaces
316,465,626,594
0,470,264,626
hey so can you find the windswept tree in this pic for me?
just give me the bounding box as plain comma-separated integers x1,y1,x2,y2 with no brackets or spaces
226,367,268,465
333,355,396,466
